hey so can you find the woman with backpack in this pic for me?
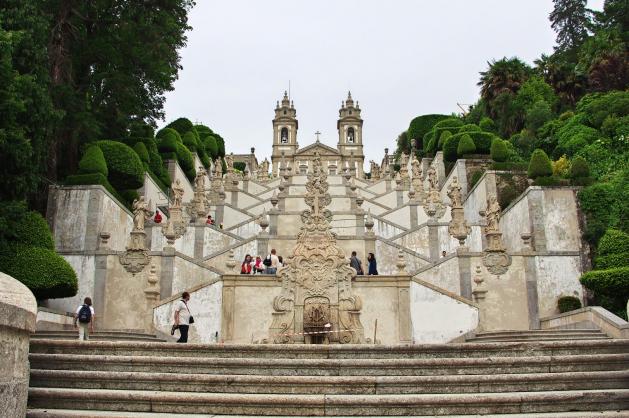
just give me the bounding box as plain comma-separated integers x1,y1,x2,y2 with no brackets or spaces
74,297,95,341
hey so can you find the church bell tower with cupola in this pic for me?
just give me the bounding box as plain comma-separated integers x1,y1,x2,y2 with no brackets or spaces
271,91,298,177
337,91,364,177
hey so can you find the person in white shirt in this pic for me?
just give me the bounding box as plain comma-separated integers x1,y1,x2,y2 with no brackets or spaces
74,297,95,341
266,248,280,274
173,292,192,343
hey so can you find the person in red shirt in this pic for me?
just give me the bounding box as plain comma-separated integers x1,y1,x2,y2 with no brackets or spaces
154,210,162,223
206,215,215,225
240,254,252,274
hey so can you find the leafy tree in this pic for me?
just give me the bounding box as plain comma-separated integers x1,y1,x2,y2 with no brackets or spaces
549,0,592,53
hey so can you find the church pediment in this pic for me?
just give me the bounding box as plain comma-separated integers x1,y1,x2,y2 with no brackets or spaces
295,142,340,156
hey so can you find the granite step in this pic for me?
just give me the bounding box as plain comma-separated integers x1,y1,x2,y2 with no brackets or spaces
32,330,166,342
467,329,611,343
25,410,629,418
29,339,629,359
27,387,629,416
29,369,629,395
29,353,629,376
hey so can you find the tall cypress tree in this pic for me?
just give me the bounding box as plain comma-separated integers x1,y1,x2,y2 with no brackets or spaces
549,0,592,52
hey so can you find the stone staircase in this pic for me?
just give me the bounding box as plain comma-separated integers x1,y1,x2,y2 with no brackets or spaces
466,329,611,343
26,338,629,416
31,329,166,342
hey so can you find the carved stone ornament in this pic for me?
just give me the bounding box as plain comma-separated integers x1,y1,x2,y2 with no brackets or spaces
119,230,150,275
480,195,511,275
447,177,470,245
482,251,512,276
268,151,365,344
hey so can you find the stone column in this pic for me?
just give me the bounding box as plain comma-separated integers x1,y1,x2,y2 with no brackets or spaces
160,246,175,299
0,272,37,417
427,220,440,261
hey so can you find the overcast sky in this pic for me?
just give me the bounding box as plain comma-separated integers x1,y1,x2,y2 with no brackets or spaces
161,0,604,168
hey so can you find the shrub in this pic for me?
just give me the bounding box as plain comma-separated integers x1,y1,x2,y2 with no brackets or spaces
12,211,54,250
407,114,450,150
133,142,150,165
459,124,482,133
165,118,195,137
570,156,590,179
0,243,78,299
528,149,553,179
597,229,629,256
156,127,182,144
557,296,582,313
443,135,460,162
94,141,145,190
182,131,199,152
195,124,214,138
580,267,629,319
204,135,219,159
576,91,629,129
479,117,497,133
119,189,140,205
471,132,495,154
424,136,438,156
490,138,508,162
176,142,195,180
552,155,571,177
457,134,476,157
78,146,108,177
438,131,452,149
555,118,600,157
216,136,226,157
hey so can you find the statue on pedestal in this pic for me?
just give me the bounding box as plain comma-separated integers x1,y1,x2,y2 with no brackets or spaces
481,195,511,275
447,177,470,246
120,196,153,274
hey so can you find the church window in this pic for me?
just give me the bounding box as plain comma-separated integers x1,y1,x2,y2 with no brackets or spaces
280,127,289,144
283,110,287,115
347,127,355,143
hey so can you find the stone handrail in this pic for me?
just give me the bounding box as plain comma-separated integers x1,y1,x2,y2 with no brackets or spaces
540,306,629,339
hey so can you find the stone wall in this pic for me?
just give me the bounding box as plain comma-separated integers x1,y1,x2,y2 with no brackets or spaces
44,255,96,315
154,279,223,343
172,256,221,296
0,273,37,417
414,257,461,294
409,279,478,343
166,160,194,203
138,173,169,212
48,185,133,252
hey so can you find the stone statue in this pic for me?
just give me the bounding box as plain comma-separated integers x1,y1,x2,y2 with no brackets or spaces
370,160,380,181
194,167,206,191
214,158,223,178
485,196,501,233
131,197,153,232
447,176,463,208
427,166,438,190
225,153,234,172
258,158,270,181
171,179,184,209
411,155,421,179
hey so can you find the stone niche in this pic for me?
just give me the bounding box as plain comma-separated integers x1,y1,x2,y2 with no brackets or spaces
267,152,365,344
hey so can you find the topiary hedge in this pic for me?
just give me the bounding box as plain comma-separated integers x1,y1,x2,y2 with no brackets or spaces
407,114,450,150
457,134,476,157
78,146,108,177
580,267,629,319
0,243,78,299
133,142,150,166
182,131,199,152
165,118,195,137
156,127,182,145
490,138,508,162
557,296,582,313
204,135,219,160
443,135,460,162
12,211,54,250
479,117,497,133
528,149,553,179
570,156,590,179
176,142,195,181
93,140,145,190
594,229,629,270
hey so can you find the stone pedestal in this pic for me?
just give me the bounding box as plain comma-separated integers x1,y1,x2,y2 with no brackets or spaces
0,272,37,417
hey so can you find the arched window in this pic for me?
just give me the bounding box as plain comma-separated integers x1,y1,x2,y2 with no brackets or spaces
347,127,355,143
280,127,289,143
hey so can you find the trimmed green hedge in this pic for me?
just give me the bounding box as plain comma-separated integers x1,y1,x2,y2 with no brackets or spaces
597,229,629,256
12,211,54,250
443,135,460,162
479,117,497,133
204,135,219,160
0,243,78,299
407,114,450,150
133,142,150,165
165,118,195,137
94,141,145,190
490,138,508,162
182,131,199,152
528,149,553,179
157,129,180,152
533,176,566,186
558,296,582,313
570,156,590,179
580,267,629,319
457,134,476,157
78,146,108,177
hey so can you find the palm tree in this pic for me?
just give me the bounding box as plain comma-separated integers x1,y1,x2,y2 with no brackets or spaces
478,57,533,119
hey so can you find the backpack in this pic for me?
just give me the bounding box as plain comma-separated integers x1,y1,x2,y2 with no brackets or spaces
77,304,92,323
263,255,272,267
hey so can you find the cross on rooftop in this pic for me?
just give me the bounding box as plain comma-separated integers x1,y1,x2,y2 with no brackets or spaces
315,131,321,142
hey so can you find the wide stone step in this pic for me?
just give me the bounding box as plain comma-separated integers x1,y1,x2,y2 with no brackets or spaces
24,410,629,418
29,353,629,376
29,339,629,359
29,369,629,395
470,336,612,343
32,330,165,342
27,387,629,416
467,330,611,343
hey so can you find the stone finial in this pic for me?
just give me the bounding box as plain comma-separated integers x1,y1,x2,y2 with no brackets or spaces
99,232,111,250
408,184,416,201
365,209,375,236
163,219,177,248
355,191,364,208
259,209,270,232
270,190,279,209
144,264,160,301
226,249,236,271
472,265,488,302
396,249,408,274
